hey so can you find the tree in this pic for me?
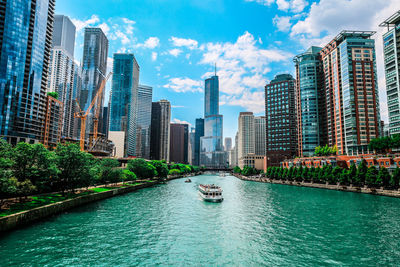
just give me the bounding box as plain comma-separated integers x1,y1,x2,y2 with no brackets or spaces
377,167,390,188
169,169,181,175
16,179,36,200
348,163,357,185
150,160,169,178
295,166,303,182
233,166,241,174
0,176,17,207
99,158,122,185
365,166,378,187
55,143,95,194
355,161,367,186
122,169,136,182
339,169,349,185
390,168,400,189
331,166,342,184
47,91,59,99
242,166,257,176
127,159,157,179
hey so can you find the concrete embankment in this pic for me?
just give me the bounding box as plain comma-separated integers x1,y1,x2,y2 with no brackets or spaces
234,174,400,198
0,181,160,233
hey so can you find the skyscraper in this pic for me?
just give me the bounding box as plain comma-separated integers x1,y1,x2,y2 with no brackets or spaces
238,112,255,160
194,118,204,166
380,12,400,135
79,28,108,137
169,123,189,164
265,74,297,166
150,100,171,161
48,15,77,138
0,0,55,144
321,31,380,155
109,53,139,157
294,46,326,157
254,116,266,156
200,75,225,168
137,85,152,159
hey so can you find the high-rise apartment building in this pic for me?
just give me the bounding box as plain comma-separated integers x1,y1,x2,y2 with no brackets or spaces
109,53,139,157
380,12,400,135
189,127,195,165
137,85,152,159
254,116,266,156
169,123,189,164
321,31,380,155
194,118,204,166
200,75,225,168
0,0,55,144
150,100,171,161
265,74,297,166
48,15,77,139
294,46,326,157
79,28,108,137
224,137,232,152
238,112,255,160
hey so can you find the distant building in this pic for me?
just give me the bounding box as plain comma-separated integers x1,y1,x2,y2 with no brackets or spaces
194,118,204,166
265,74,297,166
200,75,225,168
48,15,77,139
254,116,266,156
42,96,64,148
238,112,255,161
109,53,139,157
170,123,189,164
224,137,232,151
239,154,265,171
0,0,56,144
189,127,196,165
102,105,109,138
380,12,400,136
79,28,109,137
150,100,171,161
137,85,152,159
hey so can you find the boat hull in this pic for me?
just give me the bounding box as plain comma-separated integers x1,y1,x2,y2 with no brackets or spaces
199,192,224,202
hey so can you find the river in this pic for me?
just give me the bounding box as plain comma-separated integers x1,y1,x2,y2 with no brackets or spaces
1,174,400,266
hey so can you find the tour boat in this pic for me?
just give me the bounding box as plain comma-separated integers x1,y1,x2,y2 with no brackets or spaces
198,184,223,202
185,178,192,183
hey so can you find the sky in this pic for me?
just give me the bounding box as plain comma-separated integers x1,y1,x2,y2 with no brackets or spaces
55,0,400,140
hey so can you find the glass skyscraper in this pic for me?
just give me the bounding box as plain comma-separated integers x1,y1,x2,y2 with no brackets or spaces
0,0,55,144
79,28,108,136
137,84,152,159
380,12,400,135
194,118,204,166
294,46,326,157
200,75,225,168
109,53,140,157
150,100,171,161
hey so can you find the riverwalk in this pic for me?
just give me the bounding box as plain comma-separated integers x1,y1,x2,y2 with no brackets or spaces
234,173,400,198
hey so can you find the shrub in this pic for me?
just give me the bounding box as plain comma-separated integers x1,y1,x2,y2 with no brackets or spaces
127,159,157,179
169,169,181,175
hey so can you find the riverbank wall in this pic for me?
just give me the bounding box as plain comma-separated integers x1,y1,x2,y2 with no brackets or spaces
233,174,400,198
0,181,160,234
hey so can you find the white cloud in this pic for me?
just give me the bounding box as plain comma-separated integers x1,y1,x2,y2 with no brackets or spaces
168,48,183,57
115,30,130,45
71,15,100,32
137,37,160,49
151,52,158,61
122,18,136,25
245,0,307,12
273,15,292,32
98,22,110,35
170,37,199,50
172,118,192,127
163,77,203,93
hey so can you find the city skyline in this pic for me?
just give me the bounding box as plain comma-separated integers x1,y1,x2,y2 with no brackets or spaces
55,0,400,140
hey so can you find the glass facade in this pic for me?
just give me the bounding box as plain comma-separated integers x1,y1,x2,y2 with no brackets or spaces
0,0,55,143
200,75,225,168
194,118,204,166
137,84,152,159
150,100,171,161
294,46,325,156
109,53,139,157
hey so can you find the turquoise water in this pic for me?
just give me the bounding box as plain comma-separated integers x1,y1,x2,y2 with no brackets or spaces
1,175,400,266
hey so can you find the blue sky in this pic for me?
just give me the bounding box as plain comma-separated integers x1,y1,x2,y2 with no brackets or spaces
56,0,399,140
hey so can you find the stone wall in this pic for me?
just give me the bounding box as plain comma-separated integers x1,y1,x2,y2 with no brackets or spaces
0,182,158,233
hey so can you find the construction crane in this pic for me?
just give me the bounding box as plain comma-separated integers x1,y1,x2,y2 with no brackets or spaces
74,72,112,151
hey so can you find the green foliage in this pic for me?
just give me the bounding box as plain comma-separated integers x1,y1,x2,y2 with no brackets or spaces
168,169,181,175
368,134,400,153
355,161,368,186
99,158,122,185
127,159,157,179
339,169,349,185
241,166,258,176
47,92,59,99
377,167,390,188
390,168,400,188
365,166,378,187
122,169,137,181
16,179,36,198
314,145,338,156
150,160,169,178
233,166,241,174
331,166,341,184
